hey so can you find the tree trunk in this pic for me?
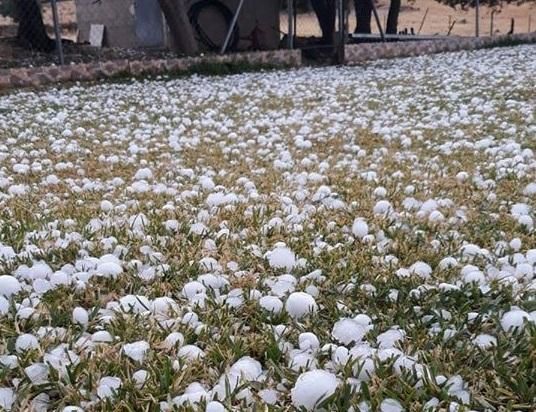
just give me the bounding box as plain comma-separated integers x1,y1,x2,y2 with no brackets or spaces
386,0,401,34
354,0,372,34
157,0,199,55
14,0,55,52
311,0,336,44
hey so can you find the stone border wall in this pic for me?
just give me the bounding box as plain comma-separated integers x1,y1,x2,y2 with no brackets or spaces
0,49,302,93
1,33,535,92
345,33,536,64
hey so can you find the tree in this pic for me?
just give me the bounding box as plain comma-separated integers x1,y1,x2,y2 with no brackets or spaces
386,0,401,34
1,0,56,52
157,0,198,55
311,0,336,43
354,0,373,33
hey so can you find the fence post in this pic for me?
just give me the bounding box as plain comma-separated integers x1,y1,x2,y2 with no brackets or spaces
50,0,65,65
287,0,294,49
475,0,480,37
336,0,345,64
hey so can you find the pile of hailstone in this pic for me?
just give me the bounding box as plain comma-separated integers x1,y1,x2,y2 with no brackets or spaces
0,45,535,410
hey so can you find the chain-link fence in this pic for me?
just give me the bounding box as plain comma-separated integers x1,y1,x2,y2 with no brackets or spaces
0,0,534,70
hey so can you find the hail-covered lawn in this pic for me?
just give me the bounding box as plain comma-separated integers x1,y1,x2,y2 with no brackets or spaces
0,45,535,412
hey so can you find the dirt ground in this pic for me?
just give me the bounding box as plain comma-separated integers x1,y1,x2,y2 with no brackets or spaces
291,1,536,37
1,0,534,38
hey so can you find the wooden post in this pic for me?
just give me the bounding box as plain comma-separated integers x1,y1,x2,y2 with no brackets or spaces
158,0,199,55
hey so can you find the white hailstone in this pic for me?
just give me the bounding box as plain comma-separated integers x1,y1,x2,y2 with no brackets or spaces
152,297,178,317
518,215,534,230
72,307,89,327
206,401,225,412
429,210,445,223
129,213,149,231
100,200,113,213
258,389,279,405
511,203,530,217
354,314,373,328
178,345,205,361
509,238,522,251
25,363,49,384
122,341,150,363
523,182,536,196
373,187,387,198
462,270,486,285
269,274,297,297
119,295,151,313
0,275,21,298
198,274,229,290
259,296,283,314
132,370,149,388
500,309,531,332
376,329,405,349
97,376,122,399
332,318,367,345
352,218,369,239
182,281,207,299
289,351,317,371
0,387,15,411
472,334,497,349
229,357,263,382
0,296,10,316
291,370,338,411
92,331,113,343
62,406,84,412
0,355,17,369
165,219,179,232
285,292,318,319
268,246,296,271
456,171,469,182
373,200,393,216
163,332,185,349
409,262,432,279
380,399,404,412
0,244,16,260
94,261,122,280
438,257,458,270
134,168,153,181
299,333,320,351
50,271,70,287
15,333,39,352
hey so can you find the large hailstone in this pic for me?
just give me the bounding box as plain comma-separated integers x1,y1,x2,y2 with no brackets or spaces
97,376,122,399
291,370,338,411
0,387,15,411
332,318,367,345
500,309,531,332
268,246,296,271
285,292,318,319
15,334,40,353
0,275,21,298
122,341,150,363
380,398,404,412
352,218,369,239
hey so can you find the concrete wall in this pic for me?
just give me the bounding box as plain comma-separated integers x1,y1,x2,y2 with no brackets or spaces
76,0,139,48
75,0,281,51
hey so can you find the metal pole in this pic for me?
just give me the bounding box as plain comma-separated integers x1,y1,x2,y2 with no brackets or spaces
288,0,294,49
475,0,480,37
418,8,429,34
336,0,345,64
50,0,65,65
221,0,245,54
369,0,385,42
